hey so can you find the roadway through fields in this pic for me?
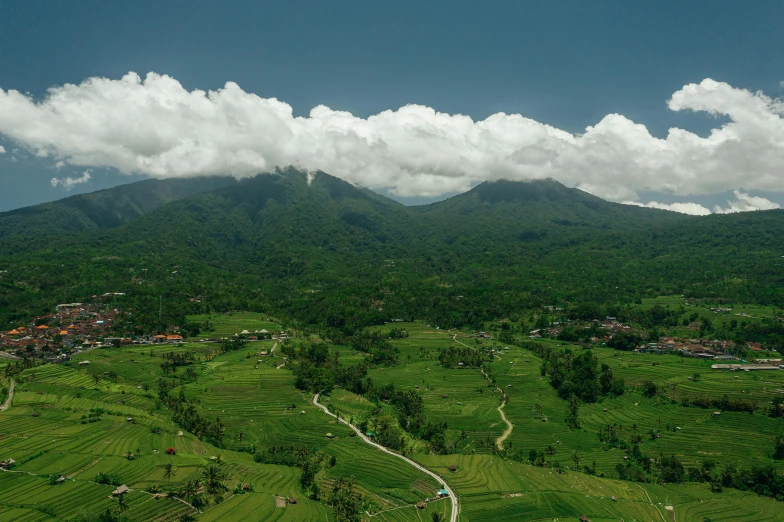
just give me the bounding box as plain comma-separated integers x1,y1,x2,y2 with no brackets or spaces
312,393,460,522
0,379,14,411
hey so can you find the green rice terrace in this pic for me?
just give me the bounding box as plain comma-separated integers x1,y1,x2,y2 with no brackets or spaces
2,312,784,521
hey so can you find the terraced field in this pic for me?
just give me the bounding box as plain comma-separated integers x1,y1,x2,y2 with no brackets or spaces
417,453,784,521
1,337,442,520
4,315,784,520
487,340,784,476
187,312,282,339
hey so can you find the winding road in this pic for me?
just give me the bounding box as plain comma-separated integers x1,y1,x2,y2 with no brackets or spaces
0,379,14,412
312,393,459,522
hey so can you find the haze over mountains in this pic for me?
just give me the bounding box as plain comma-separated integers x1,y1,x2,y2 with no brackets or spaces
0,169,781,328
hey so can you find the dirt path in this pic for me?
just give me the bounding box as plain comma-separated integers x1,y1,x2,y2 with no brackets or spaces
495,401,513,450
637,484,668,522
478,368,513,451
452,333,514,450
0,379,14,411
313,393,459,522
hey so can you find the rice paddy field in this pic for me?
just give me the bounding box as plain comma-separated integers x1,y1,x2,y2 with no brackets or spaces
3,314,784,521
417,453,784,521
0,334,443,521
186,312,283,339
360,321,784,520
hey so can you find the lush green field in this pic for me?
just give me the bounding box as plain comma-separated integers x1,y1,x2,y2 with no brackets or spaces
418,453,784,522
4,316,784,521
0,339,445,520
187,312,283,339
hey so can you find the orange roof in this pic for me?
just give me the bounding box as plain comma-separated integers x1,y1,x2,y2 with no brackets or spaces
166,335,183,340
7,330,20,335
36,325,48,330
59,330,69,336
67,325,77,329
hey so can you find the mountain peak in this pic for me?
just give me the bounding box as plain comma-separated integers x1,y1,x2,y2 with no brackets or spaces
469,178,581,204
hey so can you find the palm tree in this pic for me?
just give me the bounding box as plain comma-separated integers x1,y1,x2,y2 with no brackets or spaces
116,492,128,512
182,480,199,502
162,463,175,488
202,464,226,494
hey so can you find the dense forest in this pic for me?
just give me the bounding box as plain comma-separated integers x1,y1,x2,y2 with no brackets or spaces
0,169,782,335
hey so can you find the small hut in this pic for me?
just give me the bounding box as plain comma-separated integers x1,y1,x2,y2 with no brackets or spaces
416,501,426,510
448,465,458,473
287,497,297,505
112,485,129,496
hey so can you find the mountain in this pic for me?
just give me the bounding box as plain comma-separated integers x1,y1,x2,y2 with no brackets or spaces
0,176,236,238
0,169,782,329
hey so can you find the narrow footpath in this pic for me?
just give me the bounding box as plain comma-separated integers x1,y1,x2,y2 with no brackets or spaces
453,333,514,451
312,393,459,522
0,379,14,412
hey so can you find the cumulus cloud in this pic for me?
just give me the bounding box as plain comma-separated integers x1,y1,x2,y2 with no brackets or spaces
1,72,783,202
714,190,780,214
0,145,5,154
623,200,712,216
50,170,91,190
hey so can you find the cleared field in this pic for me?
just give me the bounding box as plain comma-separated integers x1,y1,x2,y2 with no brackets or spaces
187,312,282,339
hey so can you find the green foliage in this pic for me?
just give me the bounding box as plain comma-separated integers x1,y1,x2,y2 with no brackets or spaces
95,472,122,486
328,476,364,522
535,345,621,402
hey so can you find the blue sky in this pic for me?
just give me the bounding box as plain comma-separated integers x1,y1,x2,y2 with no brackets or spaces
0,0,782,212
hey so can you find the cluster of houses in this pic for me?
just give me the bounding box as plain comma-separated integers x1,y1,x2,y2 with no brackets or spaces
529,316,633,340
0,299,197,359
636,336,764,360
0,302,127,359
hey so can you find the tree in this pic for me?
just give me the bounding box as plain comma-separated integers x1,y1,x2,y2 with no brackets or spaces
566,394,580,429
181,480,200,503
774,434,784,460
162,463,175,488
202,464,226,494
329,476,363,522
116,492,128,513
641,380,658,398
431,513,446,522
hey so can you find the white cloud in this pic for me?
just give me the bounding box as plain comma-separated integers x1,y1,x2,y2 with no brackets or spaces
1,73,783,203
623,200,712,216
0,145,5,154
714,190,780,214
50,170,91,190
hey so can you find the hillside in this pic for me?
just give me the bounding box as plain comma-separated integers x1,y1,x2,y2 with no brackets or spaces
0,176,236,238
0,169,782,329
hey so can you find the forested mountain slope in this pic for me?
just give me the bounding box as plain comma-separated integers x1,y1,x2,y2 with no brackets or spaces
0,169,782,330
0,176,236,238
